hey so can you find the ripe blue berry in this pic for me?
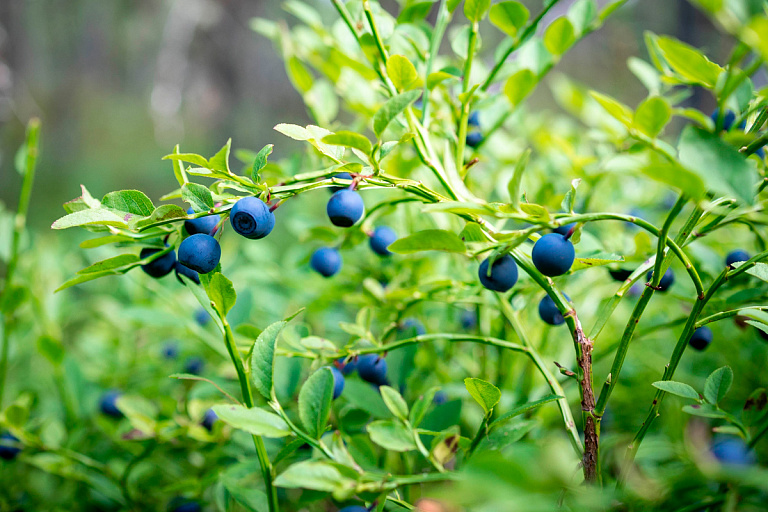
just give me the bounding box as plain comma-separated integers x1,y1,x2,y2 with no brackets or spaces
468,111,480,127
433,391,448,405
369,226,397,256
168,497,202,512
195,308,210,326
710,108,737,132
331,366,345,399
161,342,178,359
538,293,570,326
688,326,713,351
178,234,221,274
310,247,342,277
337,357,357,375
466,131,483,148
230,197,275,239
339,507,368,512
647,268,675,291
552,223,575,236
184,208,219,235
725,249,750,267
100,390,123,418
478,254,518,292
184,356,205,375
532,233,575,277
401,318,426,336
330,172,353,193
327,189,364,227
174,262,200,285
357,354,388,386
202,409,218,431
711,437,755,466
140,248,176,278
608,268,633,282
460,310,477,330
0,432,21,460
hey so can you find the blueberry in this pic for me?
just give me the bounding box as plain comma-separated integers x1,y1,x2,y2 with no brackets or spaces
478,254,519,292
0,432,21,460
460,310,477,330
184,208,219,236
195,308,210,326
327,189,364,227
401,318,426,336
608,268,633,282
356,354,388,386
466,131,483,148
168,497,202,512
337,357,357,375
161,342,178,359
710,108,737,132
331,366,345,399
229,196,275,239
339,507,368,512
647,268,675,291
688,326,713,351
310,247,342,277
725,249,750,267
201,409,218,431
468,111,480,127
369,226,397,256
538,293,570,326
532,233,575,277
184,356,205,375
178,234,221,274
174,262,200,285
756,147,765,159
711,437,755,466
553,223,575,236
99,390,123,418
330,172,354,193
432,391,448,405
140,248,176,278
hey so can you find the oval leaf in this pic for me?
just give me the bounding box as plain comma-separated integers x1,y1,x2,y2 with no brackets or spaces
373,90,422,138
464,378,501,415
211,404,291,437
298,367,334,439
388,229,466,254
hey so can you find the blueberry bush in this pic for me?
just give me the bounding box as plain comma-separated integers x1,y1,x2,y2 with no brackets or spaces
3,0,768,510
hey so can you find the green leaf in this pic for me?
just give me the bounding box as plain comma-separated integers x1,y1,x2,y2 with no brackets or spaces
101,190,154,216
380,386,409,420
459,222,489,242
746,263,768,282
373,90,422,138
682,403,729,419
386,55,419,91
388,229,466,254
409,387,438,428
77,254,139,274
274,123,312,141
286,56,314,93
211,404,291,437
678,125,757,204
464,0,491,22
489,394,562,429
507,149,530,209
274,460,357,493
571,252,625,271
704,366,733,405
54,270,122,292
503,69,536,107
134,204,188,229
37,335,65,366
427,71,459,89
652,381,700,400
322,132,373,155
590,91,633,128
367,420,417,451
182,183,215,212
252,144,274,181
51,209,128,230
489,1,529,37
447,0,462,12
220,475,269,512
298,367,334,439
209,139,233,174
206,273,237,318
543,18,575,56
561,178,580,213
567,0,597,35
250,321,286,401
633,96,671,137
464,378,501,415
655,35,722,88
163,152,209,168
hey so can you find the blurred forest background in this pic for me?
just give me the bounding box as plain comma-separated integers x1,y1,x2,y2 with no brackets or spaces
0,0,756,230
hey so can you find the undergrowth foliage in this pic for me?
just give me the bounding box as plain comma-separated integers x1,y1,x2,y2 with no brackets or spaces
2,0,768,510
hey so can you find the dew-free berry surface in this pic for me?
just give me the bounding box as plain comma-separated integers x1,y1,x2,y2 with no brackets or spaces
0,432,21,460
478,254,518,292
184,208,219,235
178,234,221,274
311,247,342,277
726,249,750,267
538,293,571,326
99,390,123,418
369,226,397,256
140,248,176,278
532,233,575,277
229,196,275,239
331,366,345,399
688,326,713,351
356,354,388,386
327,189,364,227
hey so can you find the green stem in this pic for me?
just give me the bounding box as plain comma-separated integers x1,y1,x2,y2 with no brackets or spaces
466,413,490,458
696,306,768,327
0,119,40,408
222,318,278,512
455,21,479,174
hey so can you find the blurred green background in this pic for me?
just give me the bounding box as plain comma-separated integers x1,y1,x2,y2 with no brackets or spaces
0,0,741,230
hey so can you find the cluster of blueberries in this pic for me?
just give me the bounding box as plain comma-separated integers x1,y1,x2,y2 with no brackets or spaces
310,173,399,278
711,108,765,159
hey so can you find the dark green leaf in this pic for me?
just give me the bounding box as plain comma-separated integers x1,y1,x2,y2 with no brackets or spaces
182,183,215,211
373,90,422,138
274,460,356,492
298,367,334,438
409,387,438,428
101,190,154,216
704,366,733,405
367,420,417,451
388,229,466,254
489,394,562,430
77,254,139,274
250,321,286,401
652,381,700,400
380,386,409,420
682,403,729,419
464,378,501,414
211,404,291,437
